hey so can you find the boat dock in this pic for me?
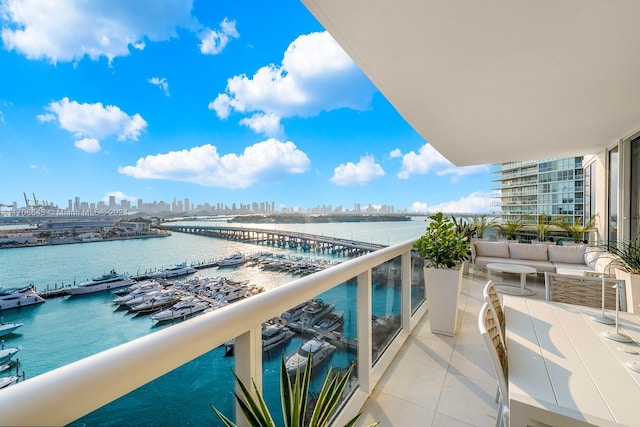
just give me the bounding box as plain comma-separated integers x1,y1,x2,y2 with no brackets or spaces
160,225,385,256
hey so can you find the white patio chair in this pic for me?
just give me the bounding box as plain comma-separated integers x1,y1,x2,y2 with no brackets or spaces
479,302,509,427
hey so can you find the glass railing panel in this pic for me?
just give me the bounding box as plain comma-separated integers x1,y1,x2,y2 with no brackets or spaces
74,346,235,426
411,255,426,313
217,280,359,426
371,256,402,364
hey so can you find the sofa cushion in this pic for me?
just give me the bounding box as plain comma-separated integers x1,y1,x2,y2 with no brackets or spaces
548,245,586,264
509,243,549,261
594,253,619,273
584,247,603,268
554,264,595,276
475,241,510,258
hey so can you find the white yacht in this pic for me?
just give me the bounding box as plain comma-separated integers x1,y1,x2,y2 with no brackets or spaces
150,297,209,323
225,323,296,357
262,323,296,353
0,286,45,311
0,374,19,389
112,281,163,306
314,311,344,332
217,253,245,267
285,338,336,376
299,299,335,328
67,270,134,295
146,263,196,279
0,320,23,338
0,343,21,364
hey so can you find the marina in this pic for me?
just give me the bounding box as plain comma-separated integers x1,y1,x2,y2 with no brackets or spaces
0,220,421,426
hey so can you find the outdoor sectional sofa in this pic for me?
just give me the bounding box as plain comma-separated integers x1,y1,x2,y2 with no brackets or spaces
471,240,615,276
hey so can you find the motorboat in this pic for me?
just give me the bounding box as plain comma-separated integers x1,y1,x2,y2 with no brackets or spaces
215,282,261,302
129,292,182,315
146,262,196,279
217,253,245,267
0,319,24,337
150,297,209,322
67,270,134,295
0,285,45,311
0,374,19,389
0,360,12,373
225,322,296,357
285,337,336,376
281,301,309,323
299,299,335,328
314,311,344,332
0,343,21,364
262,323,295,353
112,281,163,305
123,289,164,308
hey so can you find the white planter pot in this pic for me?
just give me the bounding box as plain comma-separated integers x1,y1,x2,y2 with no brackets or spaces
616,269,640,314
424,265,463,336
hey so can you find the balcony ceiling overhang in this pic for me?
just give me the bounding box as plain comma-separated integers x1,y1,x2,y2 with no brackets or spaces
301,0,640,166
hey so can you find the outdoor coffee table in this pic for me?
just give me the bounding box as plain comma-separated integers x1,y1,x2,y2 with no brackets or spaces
486,263,536,296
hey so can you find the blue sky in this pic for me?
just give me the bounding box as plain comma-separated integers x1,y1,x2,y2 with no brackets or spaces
0,0,496,213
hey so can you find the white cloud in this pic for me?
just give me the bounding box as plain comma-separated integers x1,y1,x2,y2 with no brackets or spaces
149,77,170,97
411,191,494,214
210,31,375,137
398,143,490,181
239,113,283,138
199,17,239,55
38,97,147,152
389,148,402,159
0,0,196,63
330,155,385,186
74,138,101,153
118,139,310,189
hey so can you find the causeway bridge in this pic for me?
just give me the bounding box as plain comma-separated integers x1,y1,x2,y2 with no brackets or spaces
160,224,386,256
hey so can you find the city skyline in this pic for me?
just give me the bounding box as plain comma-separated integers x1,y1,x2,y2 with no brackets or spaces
0,1,495,213
2,191,412,215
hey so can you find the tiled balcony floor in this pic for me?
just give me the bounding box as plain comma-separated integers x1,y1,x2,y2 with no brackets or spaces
356,267,546,427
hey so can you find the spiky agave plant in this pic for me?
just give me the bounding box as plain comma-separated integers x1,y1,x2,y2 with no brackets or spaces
211,354,378,427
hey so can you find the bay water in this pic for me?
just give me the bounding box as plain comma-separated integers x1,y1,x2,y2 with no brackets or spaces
0,219,426,426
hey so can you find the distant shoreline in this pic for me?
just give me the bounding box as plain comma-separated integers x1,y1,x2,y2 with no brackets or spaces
0,232,171,250
228,214,413,224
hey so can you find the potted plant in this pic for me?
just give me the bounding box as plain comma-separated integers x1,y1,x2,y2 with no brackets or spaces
414,212,470,336
211,355,378,427
471,214,497,239
526,213,553,242
554,214,598,244
603,236,640,314
497,218,523,241
452,216,477,274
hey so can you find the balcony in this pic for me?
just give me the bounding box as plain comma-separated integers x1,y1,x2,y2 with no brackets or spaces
0,236,549,426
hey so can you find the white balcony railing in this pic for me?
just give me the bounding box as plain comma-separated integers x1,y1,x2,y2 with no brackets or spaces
0,238,425,427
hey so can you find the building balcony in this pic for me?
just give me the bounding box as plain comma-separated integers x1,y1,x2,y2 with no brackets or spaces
0,238,548,427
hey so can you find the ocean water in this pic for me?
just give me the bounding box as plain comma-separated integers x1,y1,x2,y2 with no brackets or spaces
0,219,426,426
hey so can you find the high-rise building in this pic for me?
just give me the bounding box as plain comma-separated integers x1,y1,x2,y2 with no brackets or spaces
493,157,584,226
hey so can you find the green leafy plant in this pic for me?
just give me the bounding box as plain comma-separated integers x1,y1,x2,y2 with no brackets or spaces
525,213,553,241
554,214,598,243
603,236,640,274
470,214,497,239
451,216,477,241
414,212,470,269
498,219,523,240
211,355,377,427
